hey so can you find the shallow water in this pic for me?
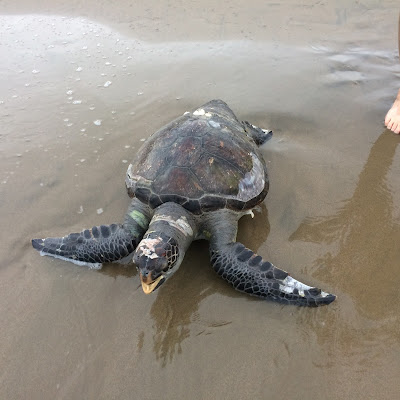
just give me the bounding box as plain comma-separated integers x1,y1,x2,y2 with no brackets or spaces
1,1,400,399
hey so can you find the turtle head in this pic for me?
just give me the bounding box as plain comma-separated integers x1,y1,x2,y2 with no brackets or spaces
133,232,181,294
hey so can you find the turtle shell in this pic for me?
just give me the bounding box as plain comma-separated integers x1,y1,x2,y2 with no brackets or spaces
126,100,269,214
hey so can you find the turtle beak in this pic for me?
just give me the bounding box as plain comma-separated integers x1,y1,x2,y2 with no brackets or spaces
140,273,166,294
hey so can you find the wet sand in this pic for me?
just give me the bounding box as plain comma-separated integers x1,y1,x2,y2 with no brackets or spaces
1,1,400,399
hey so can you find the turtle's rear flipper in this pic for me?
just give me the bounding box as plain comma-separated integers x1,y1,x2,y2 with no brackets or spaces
210,242,335,306
242,121,272,146
32,224,139,269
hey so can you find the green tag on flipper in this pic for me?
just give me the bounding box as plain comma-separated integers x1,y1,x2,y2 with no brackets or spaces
129,210,148,229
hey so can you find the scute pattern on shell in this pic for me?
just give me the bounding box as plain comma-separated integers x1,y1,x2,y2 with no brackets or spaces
128,100,269,214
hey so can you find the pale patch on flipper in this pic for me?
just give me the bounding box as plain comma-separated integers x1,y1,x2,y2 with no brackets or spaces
237,153,265,202
151,214,193,237
38,250,102,270
279,276,330,298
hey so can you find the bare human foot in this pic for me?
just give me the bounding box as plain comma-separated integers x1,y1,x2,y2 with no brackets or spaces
385,89,400,134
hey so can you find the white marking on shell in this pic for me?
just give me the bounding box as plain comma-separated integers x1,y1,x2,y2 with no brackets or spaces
138,237,163,259
209,120,220,128
193,108,205,116
152,214,193,237
183,111,190,115
237,153,265,202
193,109,212,118
126,164,151,187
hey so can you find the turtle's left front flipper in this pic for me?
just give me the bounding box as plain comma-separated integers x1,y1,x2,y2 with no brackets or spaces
32,198,152,269
209,242,335,307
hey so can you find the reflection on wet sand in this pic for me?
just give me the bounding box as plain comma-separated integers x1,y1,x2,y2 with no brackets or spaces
99,263,137,279
148,243,219,367
143,205,270,366
290,131,400,351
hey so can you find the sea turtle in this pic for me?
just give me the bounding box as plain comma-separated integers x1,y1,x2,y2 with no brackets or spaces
32,99,335,306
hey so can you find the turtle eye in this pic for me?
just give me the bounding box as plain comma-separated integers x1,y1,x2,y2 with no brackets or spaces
155,247,166,257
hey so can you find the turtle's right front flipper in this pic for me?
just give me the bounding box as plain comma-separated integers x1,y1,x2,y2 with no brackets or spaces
210,242,336,307
32,198,152,269
32,224,138,269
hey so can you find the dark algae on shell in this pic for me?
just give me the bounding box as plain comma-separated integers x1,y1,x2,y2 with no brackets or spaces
127,100,268,214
